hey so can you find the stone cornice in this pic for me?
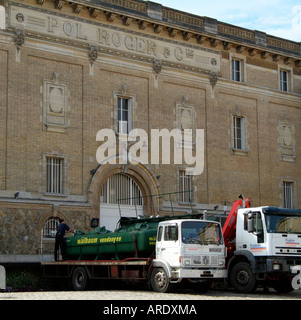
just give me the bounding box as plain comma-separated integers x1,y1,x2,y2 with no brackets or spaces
3,0,301,67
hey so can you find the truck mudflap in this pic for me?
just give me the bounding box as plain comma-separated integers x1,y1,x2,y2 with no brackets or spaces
173,268,227,279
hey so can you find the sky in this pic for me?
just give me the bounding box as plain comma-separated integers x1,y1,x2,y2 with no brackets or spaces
157,0,301,42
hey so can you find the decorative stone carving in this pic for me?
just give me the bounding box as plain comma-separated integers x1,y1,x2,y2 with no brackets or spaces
121,84,127,95
210,38,218,47
168,28,178,37
42,72,69,133
89,8,100,18
13,29,25,50
223,42,232,50
180,108,193,131
182,32,192,41
72,4,83,14
122,16,133,26
209,71,218,88
88,45,98,65
278,118,296,162
153,58,162,76
153,24,163,34
137,20,148,30
196,35,206,44
54,0,64,9
105,11,116,22
176,103,195,148
248,48,257,56
261,51,269,60
16,13,24,23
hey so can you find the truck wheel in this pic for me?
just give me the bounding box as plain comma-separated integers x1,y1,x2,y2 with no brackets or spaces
150,268,171,293
230,262,257,293
72,266,88,291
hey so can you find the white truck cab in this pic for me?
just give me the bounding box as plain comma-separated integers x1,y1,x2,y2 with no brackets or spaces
150,219,227,292
229,206,301,292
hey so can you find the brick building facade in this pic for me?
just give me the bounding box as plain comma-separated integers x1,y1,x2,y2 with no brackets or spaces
0,0,300,262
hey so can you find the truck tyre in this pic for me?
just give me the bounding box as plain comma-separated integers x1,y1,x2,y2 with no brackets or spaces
150,267,171,293
230,262,257,293
72,266,88,291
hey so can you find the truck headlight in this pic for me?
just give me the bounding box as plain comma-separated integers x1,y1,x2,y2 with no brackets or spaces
273,263,280,271
183,259,191,266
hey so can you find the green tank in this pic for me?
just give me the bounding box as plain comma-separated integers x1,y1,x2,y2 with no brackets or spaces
65,218,158,260
65,213,203,260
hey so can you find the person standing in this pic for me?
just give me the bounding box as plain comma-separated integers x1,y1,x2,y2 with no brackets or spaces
54,219,74,261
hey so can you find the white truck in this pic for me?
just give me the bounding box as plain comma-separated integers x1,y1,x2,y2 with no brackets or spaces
151,219,227,292
42,216,227,292
224,199,301,293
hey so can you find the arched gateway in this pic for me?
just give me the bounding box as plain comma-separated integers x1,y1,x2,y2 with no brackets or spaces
89,163,159,231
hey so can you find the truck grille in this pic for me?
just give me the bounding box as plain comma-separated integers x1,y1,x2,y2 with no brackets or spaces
186,255,219,266
276,247,301,255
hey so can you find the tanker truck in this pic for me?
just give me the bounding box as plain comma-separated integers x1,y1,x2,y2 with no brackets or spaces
41,214,227,292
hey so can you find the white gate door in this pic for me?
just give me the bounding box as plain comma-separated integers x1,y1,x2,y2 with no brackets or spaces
100,173,143,231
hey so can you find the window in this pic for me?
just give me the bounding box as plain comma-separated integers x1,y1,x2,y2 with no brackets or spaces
100,173,143,206
232,59,241,82
164,226,178,241
182,221,223,245
265,212,301,234
43,217,60,238
47,157,63,194
117,97,131,134
233,116,245,150
253,212,264,243
243,212,264,242
157,226,163,242
179,169,192,202
280,70,289,92
283,182,293,209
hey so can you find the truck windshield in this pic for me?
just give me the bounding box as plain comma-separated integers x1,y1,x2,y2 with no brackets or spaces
182,221,223,245
265,214,301,234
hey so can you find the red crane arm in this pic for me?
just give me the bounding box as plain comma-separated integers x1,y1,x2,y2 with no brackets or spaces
222,196,251,252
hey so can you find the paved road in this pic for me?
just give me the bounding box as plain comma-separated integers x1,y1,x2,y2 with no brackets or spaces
1,288,301,300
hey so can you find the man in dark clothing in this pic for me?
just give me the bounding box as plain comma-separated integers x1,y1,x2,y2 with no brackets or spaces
54,219,74,261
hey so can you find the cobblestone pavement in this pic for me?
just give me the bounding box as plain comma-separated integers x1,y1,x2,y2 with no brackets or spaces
1,288,301,300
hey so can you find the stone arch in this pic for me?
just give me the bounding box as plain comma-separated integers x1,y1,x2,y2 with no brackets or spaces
37,209,72,257
37,209,71,240
88,162,160,219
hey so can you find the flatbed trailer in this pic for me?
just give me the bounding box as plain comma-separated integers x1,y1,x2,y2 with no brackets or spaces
41,217,227,292
41,258,152,290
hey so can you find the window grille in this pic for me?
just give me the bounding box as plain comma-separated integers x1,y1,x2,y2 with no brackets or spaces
43,217,60,238
283,182,293,209
179,169,192,202
100,173,143,206
233,116,245,150
47,157,63,194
